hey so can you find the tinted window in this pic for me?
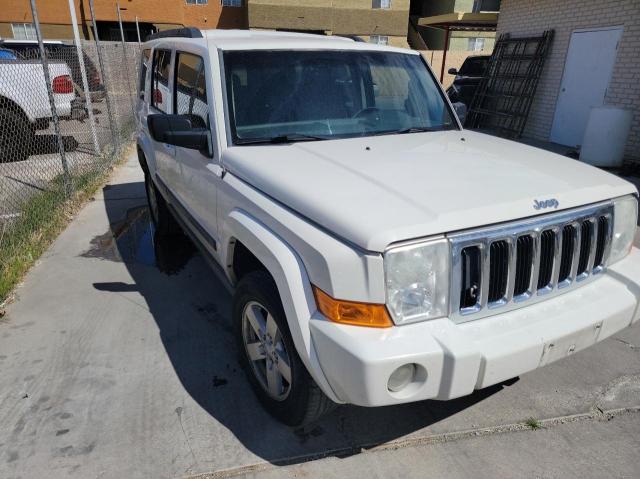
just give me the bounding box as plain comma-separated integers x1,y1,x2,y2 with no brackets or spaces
151,49,171,112
459,57,489,76
174,52,208,127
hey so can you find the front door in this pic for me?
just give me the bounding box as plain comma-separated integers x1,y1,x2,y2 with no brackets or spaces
550,27,623,147
173,50,220,256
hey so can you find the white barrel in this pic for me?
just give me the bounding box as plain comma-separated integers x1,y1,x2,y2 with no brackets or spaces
579,106,633,167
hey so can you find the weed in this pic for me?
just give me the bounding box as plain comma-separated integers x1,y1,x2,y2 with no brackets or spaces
0,145,132,303
525,417,542,430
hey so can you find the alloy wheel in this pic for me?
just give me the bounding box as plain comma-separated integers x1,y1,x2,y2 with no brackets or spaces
241,301,292,401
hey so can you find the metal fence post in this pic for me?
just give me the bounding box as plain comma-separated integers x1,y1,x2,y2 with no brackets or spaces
88,0,119,154
29,0,71,197
67,0,100,155
135,16,141,45
116,0,137,118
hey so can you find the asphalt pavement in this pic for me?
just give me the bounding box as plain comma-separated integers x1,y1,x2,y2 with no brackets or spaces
0,151,639,478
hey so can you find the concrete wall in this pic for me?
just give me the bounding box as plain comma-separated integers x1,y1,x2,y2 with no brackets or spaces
497,0,640,163
0,0,248,40
247,0,410,36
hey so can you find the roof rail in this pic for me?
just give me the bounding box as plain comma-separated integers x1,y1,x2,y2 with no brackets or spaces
336,34,365,42
145,27,202,42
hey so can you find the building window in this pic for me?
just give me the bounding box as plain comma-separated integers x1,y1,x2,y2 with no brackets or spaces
186,0,208,4
369,35,389,45
11,23,37,40
467,37,486,51
221,0,242,6
372,0,391,9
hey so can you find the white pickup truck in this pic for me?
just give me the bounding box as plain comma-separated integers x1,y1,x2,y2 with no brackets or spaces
0,56,76,162
135,29,640,426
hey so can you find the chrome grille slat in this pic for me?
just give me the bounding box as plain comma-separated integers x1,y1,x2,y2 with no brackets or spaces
570,220,582,282
505,237,517,303
586,217,598,275
449,202,614,323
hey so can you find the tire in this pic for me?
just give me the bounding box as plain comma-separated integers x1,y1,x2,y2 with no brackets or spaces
0,108,34,163
234,270,336,427
144,172,180,236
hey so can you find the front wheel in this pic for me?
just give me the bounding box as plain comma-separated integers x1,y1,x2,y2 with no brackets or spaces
233,270,336,426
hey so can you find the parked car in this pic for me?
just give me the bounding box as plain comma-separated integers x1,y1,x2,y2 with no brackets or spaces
136,29,640,426
0,56,76,162
446,55,490,108
1,39,106,102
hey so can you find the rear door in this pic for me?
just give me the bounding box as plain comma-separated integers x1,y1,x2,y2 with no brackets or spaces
148,48,182,190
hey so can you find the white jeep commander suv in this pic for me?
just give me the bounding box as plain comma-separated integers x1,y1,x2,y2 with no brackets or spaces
135,28,640,426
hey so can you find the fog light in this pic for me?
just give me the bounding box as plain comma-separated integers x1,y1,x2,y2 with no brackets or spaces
387,363,417,392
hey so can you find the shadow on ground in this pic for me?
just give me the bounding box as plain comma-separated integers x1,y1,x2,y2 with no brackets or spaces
90,181,518,466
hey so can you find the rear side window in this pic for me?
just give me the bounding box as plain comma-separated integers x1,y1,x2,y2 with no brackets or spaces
139,48,150,99
151,49,171,112
174,52,208,128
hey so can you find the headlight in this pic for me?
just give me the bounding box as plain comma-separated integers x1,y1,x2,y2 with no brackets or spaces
384,238,450,325
609,195,638,265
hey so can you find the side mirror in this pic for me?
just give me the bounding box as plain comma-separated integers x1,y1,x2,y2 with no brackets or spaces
148,114,212,156
452,102,467,125
447,67,458,75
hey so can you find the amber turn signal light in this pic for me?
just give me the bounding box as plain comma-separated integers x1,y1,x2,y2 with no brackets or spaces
312,286,393,328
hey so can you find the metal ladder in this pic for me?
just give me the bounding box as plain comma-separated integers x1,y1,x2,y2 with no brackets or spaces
465,30,555,139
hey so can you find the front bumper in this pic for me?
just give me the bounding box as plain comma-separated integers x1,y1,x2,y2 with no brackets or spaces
310,248,640,407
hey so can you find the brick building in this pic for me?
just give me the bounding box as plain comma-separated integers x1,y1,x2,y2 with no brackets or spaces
247,0,411,48
497,0,639,164
0,0,247,42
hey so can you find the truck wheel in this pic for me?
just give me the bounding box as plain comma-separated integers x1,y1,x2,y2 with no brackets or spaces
234,270,336,427
0,108,33,163
144,173,180,235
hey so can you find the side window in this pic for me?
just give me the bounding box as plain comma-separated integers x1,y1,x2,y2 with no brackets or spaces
174,52,208,128
139,48,150,99
151,49,171,113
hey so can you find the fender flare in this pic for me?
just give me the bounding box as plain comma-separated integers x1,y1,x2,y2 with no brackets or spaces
136,135,156,176
225,209,342,404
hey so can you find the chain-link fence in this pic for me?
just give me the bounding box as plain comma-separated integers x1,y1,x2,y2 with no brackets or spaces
0,15,140,299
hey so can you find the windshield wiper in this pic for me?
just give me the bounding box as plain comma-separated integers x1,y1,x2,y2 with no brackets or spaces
235,133,330,145
371,125,456,136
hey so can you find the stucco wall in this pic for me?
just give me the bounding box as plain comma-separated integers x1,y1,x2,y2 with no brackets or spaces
247,0,410,36
497,0,640,163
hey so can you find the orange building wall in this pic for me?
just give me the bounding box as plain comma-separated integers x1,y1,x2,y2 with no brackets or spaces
1,0,248,36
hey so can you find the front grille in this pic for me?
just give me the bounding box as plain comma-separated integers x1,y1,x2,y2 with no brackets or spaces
488,240,509,303
450,202,613,322
514,235,533,296
537,229,556,290
558,224,575,283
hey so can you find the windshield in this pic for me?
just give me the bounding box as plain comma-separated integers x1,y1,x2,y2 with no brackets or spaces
223,50,456,144
458,56,489,76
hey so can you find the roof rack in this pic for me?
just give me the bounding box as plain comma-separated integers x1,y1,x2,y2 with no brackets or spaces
145,27,202,42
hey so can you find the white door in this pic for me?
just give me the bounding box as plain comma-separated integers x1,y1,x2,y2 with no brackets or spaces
550,27,623,147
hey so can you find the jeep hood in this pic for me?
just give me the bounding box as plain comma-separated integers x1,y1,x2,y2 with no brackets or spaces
222,130,637,252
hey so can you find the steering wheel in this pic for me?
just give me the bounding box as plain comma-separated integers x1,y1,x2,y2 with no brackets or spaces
352,107,381,124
